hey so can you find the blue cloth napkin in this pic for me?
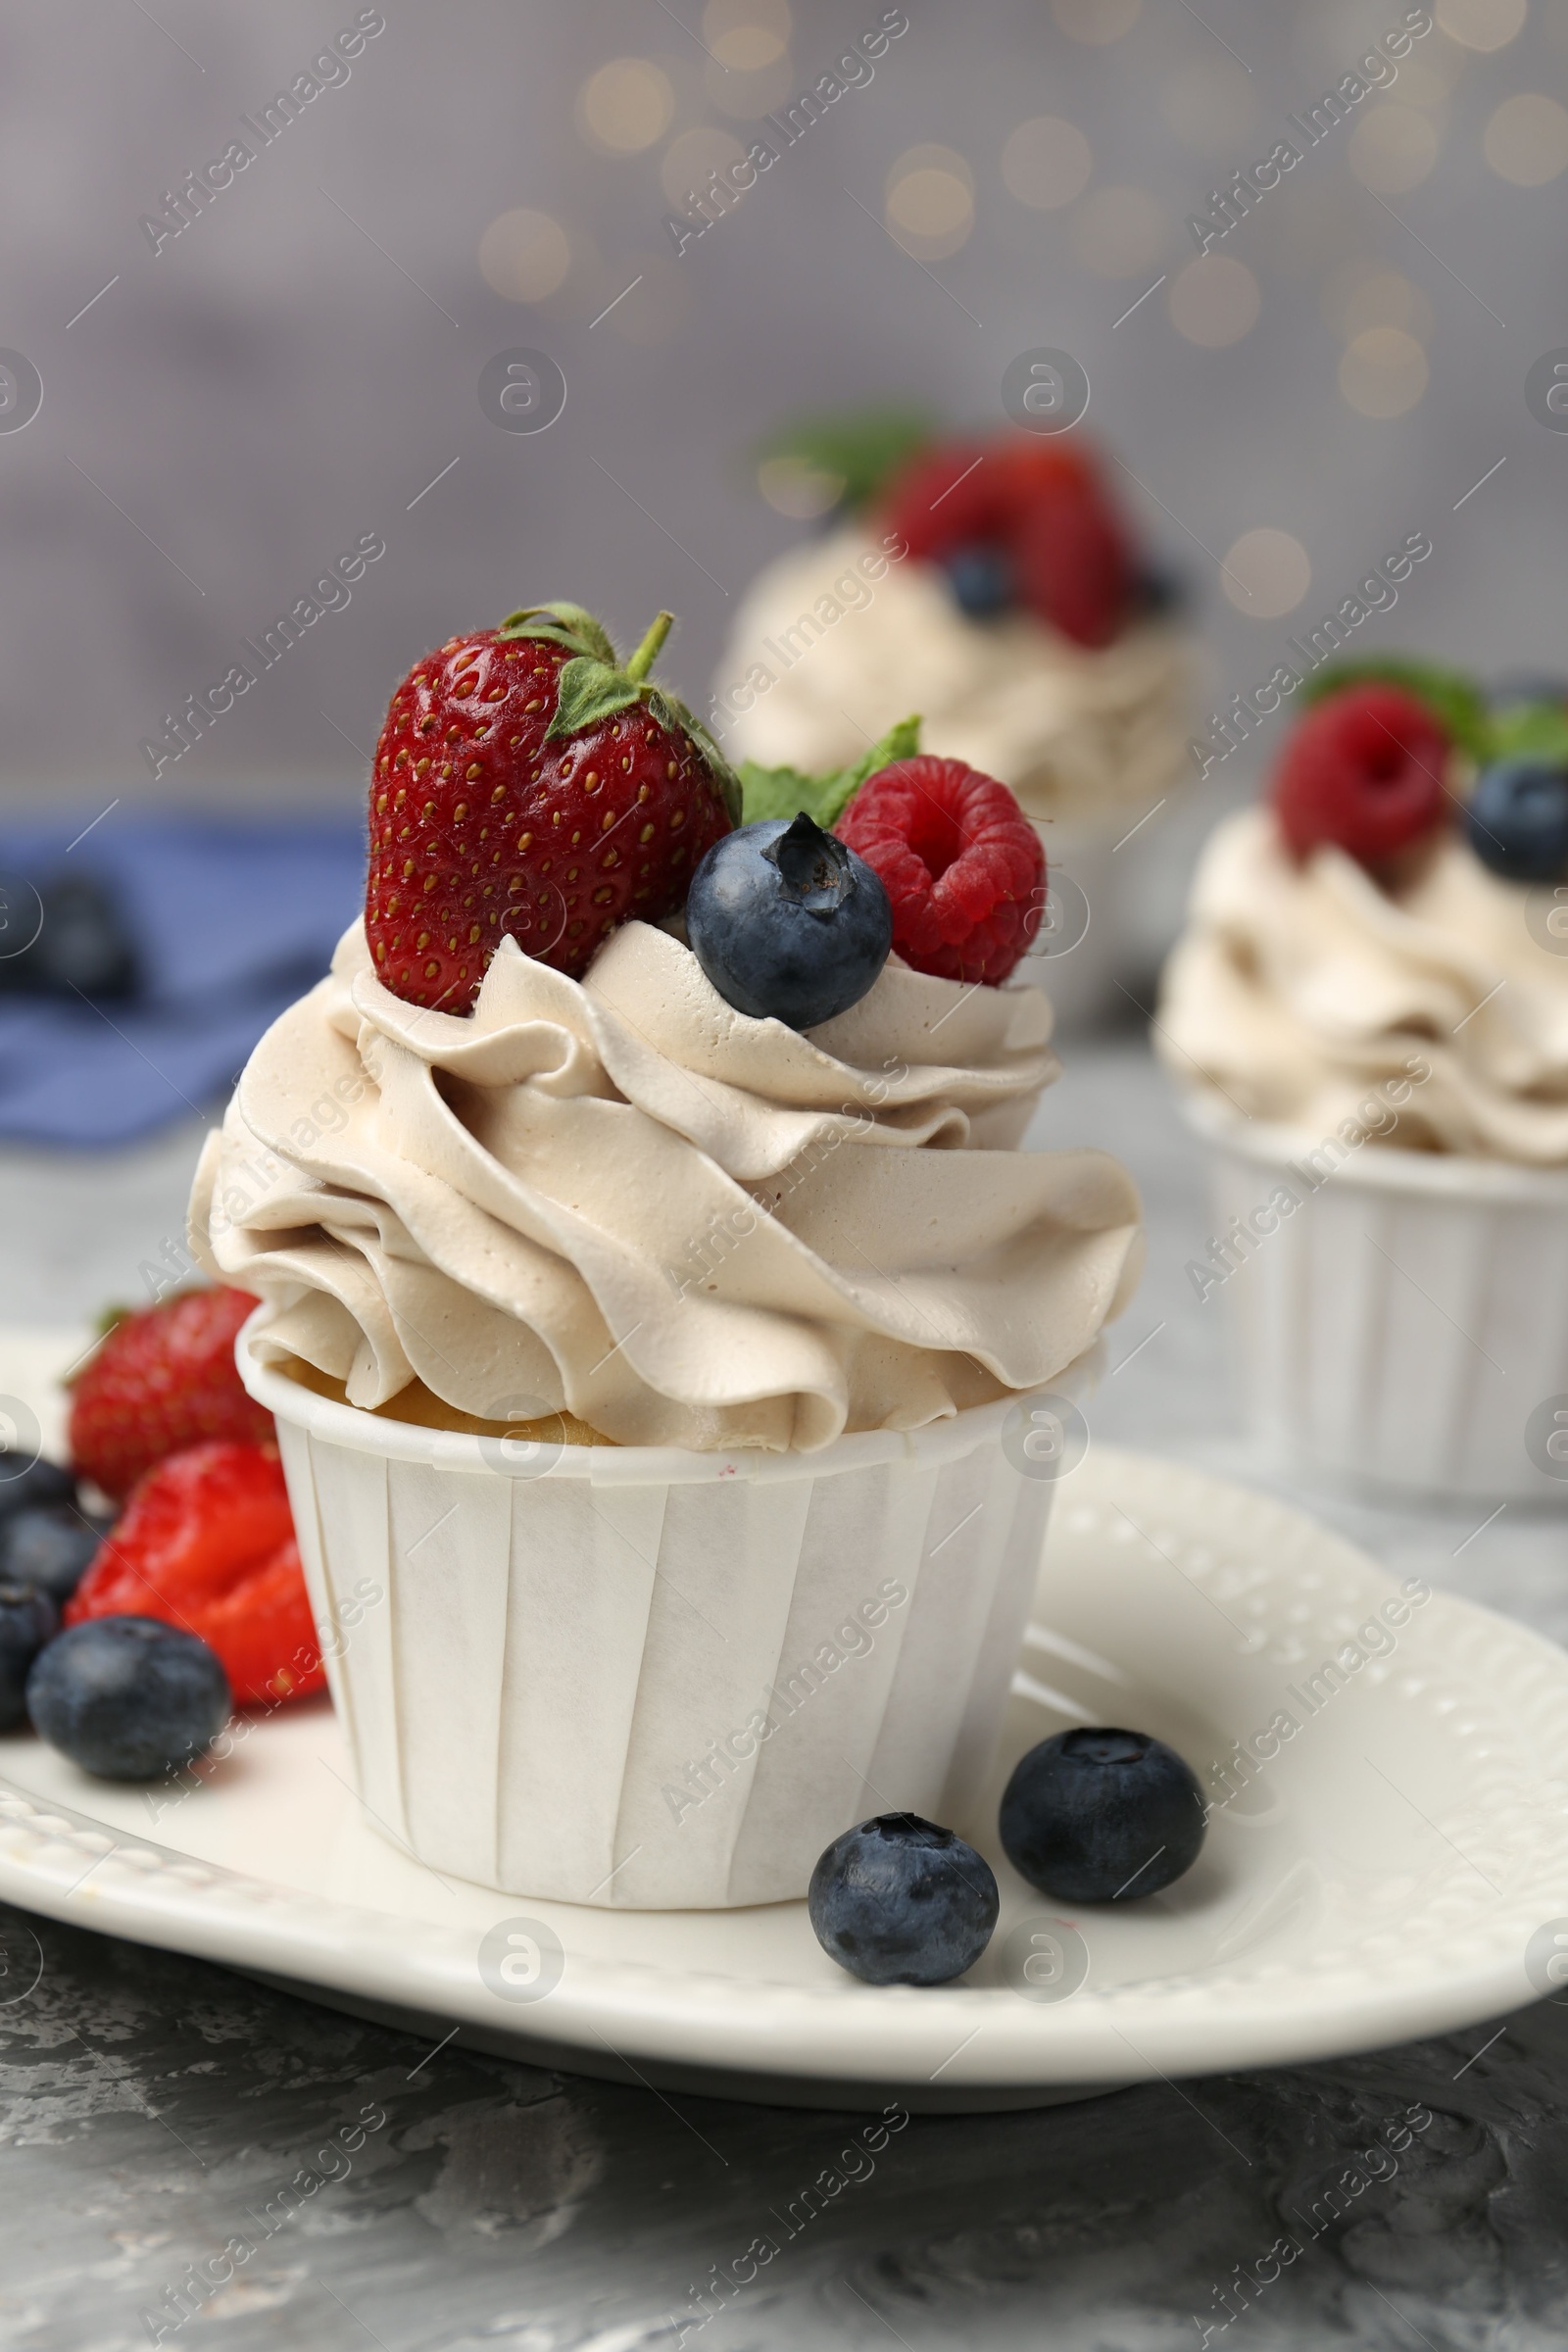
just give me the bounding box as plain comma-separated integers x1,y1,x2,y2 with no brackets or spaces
0,813,366,1147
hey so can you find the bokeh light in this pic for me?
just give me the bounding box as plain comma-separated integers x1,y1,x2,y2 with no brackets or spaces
1001,116,1093,209
1221,528,1312,618
703,0,791,69
1485,93,1568,183
662,127,750,212
706,55,795,117
1339,326,1429,416
885,145,975,258
1435,0,1527,48
577,57,675,154
1348,103,1440,192
1069,185,1166,276
478,209,571,303
1168,254,1260,346
1319,261,1435,345
1160,59,1258,154
1052,0,1143,42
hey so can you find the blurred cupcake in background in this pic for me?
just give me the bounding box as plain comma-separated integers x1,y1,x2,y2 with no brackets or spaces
1158,659,1568,1505
710,411,1198,1028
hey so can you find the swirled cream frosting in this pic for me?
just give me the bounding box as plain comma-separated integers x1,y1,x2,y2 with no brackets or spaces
710,526,1194,824
1158,808,1568,1163
192,920,1144,1450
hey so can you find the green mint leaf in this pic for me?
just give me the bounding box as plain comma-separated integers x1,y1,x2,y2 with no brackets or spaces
818,714,922,826
738,760,823,825
753,408,935,512
1488,701,1568,766
544,657,643,740
1301,658,1490,761
738,714,921,828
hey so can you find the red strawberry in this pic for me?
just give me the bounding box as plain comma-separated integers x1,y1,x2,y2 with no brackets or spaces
69,1287,271,1501
1274,685,1449,865
366,604,739,1010
66,1442,322,1705
837,756,1045,985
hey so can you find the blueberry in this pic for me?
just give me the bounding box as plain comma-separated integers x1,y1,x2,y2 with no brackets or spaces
0,1453,78,1522
942,542,1013,618
1000,1727,1206,1904
687,814,893,1030
0,1584,59,1731
808,1812,1000,1985
1135,562,1188,617
0,1505,105,1606
0,871,139,1002
26,1617,229,1781
1466,760,1568,883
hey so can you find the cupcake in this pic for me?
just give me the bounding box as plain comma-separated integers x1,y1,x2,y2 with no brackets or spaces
710,414,1197,1026
1158,661,1568,1505
192,600,1143,1907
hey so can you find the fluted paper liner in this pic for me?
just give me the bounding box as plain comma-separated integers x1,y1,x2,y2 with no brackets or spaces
1188,1097,1568,1506
240,1324,1065,1907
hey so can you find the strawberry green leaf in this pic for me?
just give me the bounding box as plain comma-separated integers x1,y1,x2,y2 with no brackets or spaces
1301,658,1490,761
739,714,921,828
544,657,643,740
498,603,619,666
753,409,935,513
1488,700,1568,766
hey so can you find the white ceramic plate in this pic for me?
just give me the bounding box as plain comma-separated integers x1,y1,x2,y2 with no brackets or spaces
0,1330,1564,2112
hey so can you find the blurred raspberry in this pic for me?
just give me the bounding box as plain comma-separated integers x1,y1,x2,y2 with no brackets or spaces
1274,685,1450,865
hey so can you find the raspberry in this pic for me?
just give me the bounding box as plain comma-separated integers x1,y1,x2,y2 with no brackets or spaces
1274,685,1449,865
69,1286,270,1500
837,757,1045,985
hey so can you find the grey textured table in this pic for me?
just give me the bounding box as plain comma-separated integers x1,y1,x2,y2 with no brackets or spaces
4,1024,1567,2352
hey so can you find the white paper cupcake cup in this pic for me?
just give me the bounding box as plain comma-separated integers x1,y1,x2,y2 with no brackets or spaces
1184,1096,1568,1507
238,1322,1078,1908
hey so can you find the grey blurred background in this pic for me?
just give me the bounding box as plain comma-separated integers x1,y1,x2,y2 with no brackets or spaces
2,0,1563,828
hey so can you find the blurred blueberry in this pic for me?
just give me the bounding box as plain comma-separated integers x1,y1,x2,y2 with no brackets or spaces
1467,761,1568,883
1136,562,1189,617
0,1583,58,1730
0,1455,77,1521
26,1617,229,1781
941,543,1013,618
0,1504,105,1606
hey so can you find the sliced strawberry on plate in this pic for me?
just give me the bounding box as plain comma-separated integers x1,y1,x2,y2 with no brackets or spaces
66,1442,322,1706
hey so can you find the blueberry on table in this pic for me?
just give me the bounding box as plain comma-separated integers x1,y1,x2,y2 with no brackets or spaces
0,1454,78,1521
0,1584,59,1731
808,1812,1000,1985
1000,1728,1206,1904
1466,760,1568,883
941,542,1014,618
26,1616,230,1781
0,1504,104,1606
687,813,893,1031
